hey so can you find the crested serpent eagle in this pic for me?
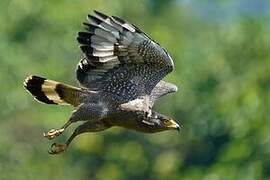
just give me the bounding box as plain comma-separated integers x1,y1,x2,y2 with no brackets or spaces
23,10,180,154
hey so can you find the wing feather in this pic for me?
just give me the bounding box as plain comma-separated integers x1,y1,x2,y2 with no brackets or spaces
76,10,174,101
149,81,178,107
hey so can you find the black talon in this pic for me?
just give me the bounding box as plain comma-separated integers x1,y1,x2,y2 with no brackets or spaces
48,142,67,155
48,143,56,155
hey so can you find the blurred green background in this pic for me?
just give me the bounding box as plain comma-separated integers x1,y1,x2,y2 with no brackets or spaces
0,0,270,179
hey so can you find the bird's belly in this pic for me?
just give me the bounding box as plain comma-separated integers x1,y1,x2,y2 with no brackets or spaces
105,112,138,128
103,112,158,133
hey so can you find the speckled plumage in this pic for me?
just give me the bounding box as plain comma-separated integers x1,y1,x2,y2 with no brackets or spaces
23,11,179,154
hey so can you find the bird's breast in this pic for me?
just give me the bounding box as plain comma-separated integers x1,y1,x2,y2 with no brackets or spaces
103,111,162,133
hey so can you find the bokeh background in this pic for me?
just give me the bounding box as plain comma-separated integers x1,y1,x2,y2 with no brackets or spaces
0,0,270,179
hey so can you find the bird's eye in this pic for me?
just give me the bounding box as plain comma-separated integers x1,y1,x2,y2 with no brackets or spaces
164,119,171,125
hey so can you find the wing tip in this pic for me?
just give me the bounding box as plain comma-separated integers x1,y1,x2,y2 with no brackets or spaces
168,82,178,92
173,85,178,92
94,10,109,19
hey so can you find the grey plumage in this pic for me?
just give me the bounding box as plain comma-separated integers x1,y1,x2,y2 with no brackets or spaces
149,80,178,106
23,10,179,154
76,10,174,99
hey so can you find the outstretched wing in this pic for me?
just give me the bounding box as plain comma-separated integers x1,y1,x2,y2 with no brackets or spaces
119,80,177,112
149,80,178,107
76,11,174,102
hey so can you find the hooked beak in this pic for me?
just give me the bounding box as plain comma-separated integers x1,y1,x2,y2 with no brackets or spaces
176,124,180,132
167,119,180,132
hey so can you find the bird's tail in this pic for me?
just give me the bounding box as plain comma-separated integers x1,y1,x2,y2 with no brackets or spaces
23,75,84,106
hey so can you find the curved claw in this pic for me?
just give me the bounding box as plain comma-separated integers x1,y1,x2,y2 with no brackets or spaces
48,143,67,155
44,128,64,140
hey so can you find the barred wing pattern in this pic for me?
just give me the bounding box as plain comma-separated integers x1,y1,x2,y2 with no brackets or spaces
76,11,174,101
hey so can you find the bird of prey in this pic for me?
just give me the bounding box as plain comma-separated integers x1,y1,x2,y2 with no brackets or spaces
23,10,179,154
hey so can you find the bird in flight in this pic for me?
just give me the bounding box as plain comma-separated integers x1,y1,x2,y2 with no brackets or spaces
23,10,179,154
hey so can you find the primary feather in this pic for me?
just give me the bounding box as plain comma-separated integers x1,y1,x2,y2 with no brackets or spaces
76,11,174,103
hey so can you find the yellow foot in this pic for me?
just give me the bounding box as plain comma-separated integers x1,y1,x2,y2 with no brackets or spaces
48,143,67,155
43,128,64,140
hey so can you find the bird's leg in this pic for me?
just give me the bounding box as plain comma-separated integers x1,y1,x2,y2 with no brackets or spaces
48,120,111,155
44,103,107,140
43,120,72,140
43,110,79,140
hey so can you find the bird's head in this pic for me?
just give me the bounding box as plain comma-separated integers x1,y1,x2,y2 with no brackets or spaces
142,111,180,132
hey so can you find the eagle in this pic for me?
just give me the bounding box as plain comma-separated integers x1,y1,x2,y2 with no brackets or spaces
23,10,179,154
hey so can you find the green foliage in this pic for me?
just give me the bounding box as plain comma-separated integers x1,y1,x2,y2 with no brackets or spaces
0,0,269,179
